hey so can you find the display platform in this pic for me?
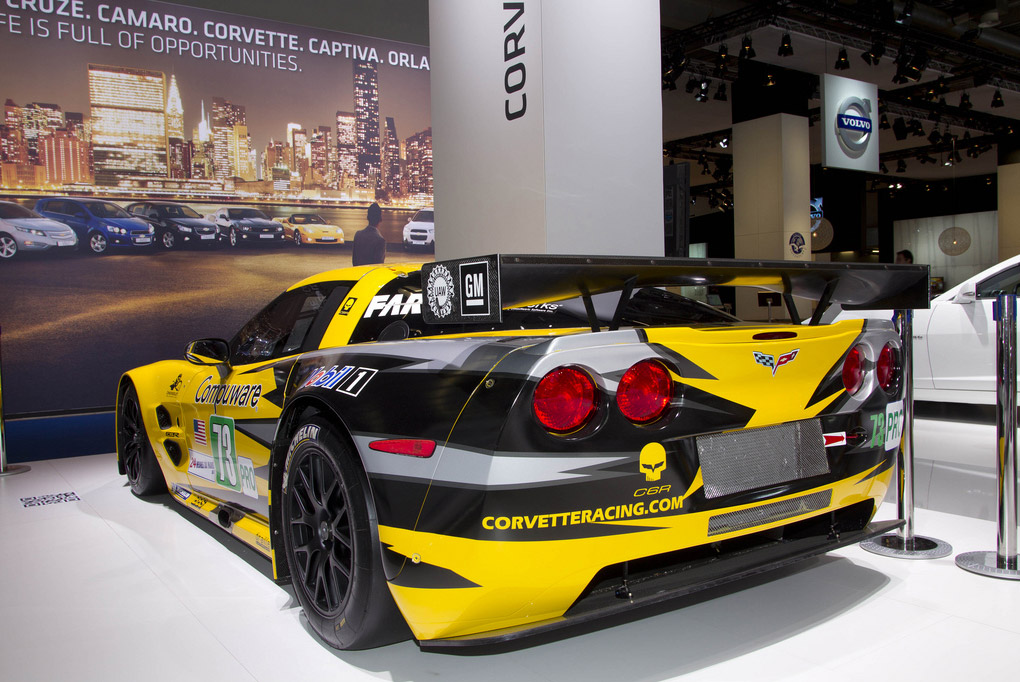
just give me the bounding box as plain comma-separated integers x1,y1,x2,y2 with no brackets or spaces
1,452,1018,681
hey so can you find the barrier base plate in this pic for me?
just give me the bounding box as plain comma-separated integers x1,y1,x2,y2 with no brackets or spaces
955,550,1020,580
860,533,953,560
0,464,30,477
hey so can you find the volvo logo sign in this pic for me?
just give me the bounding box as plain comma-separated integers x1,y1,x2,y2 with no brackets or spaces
834,96,873,159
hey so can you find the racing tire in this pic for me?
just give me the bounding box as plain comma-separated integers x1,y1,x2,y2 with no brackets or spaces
0,233,17,259
88,232,108,255
159,230,177,250
294,231,302,246
117,385,167,497
281,419,409,650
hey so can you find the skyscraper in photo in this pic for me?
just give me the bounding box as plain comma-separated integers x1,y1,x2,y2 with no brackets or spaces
212,97,247,179
382,116,401,195
166,75,189,179
335,110,357,184
353,59,380,187
88,64,167,185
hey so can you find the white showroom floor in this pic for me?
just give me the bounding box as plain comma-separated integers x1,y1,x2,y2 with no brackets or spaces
2,453,1019,682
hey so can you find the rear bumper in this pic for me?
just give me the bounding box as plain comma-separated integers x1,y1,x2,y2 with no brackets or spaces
419,513,901,653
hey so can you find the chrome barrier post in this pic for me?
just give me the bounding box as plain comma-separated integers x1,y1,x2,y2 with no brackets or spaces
0,324,30,477
956,292,1020,579
861,309,952,559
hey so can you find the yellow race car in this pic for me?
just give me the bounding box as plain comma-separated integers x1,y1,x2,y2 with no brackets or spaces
275,213,346,246
116,255,927,651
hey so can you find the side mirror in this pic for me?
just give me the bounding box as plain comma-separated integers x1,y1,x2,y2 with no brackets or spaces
952,282,977,304
185,338,230,365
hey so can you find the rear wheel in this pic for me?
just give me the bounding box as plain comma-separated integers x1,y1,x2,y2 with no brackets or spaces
117,385,166,497
281,419,408,649
0,233,17,259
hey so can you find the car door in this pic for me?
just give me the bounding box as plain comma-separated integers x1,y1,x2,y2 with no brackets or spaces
927,263,1020,392
183,281,351,516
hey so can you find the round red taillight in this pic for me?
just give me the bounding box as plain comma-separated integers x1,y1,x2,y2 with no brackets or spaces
877,343,899,392
533,367,597,433
842,345,865,395
617,360,673,424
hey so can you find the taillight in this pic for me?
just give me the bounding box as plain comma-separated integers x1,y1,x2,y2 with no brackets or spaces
533,367,597,433
843,345,865,395
617,360,673,424
877,343,900,392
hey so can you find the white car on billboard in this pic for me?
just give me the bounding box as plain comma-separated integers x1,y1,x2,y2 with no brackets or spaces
402,208,434,250
0,201,78,259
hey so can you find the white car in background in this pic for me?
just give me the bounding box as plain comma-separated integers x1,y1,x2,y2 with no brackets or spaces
839,254,1020,405
0,201,78,259
402,208,434,250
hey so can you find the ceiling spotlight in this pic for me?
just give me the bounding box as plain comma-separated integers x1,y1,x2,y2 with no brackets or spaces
907,119,925,136
861,39,886,65
661,50,688,91
880,113,891,129
916,152,937,164
992,88,1005,108
777,33,793,57
880,161,889,173
959,92,973,110
714,44,728,76
834,47,850,71
763,72,777,87
695,79,710,102
892,117,908,141
685,76,699,93
714,83,728,101
739,35,755,60
928,128,942,145
896,0,914,25
896,159,907,173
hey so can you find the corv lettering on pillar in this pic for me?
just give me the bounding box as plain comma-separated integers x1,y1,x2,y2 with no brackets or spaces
503,2,526,121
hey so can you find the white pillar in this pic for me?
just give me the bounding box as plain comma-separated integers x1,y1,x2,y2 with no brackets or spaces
998,162,1020,261
732,113,811,319
429,0,664,259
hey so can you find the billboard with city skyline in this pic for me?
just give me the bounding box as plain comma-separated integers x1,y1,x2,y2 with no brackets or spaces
0,0,433,204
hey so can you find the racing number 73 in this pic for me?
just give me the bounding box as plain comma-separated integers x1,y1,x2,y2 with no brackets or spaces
209,414,259,499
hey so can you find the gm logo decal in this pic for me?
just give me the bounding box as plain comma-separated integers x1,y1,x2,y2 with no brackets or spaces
835,95,873,159
459,260,490,316
753,349,799,376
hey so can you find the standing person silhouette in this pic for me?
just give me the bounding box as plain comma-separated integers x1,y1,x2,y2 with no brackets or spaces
895,249,913,264
352,202,386,266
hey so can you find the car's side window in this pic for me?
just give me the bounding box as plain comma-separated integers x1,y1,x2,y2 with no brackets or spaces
229,282,349,365
977,265,1020,298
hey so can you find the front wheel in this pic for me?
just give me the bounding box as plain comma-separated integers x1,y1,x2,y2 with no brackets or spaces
281,419,408,649
117,384,166,497
0,233,18,259
228,228,238,247
88,232,109,255
294,231,303,246
159,229,177,249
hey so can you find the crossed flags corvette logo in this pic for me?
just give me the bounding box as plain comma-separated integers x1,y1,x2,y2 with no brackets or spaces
753,349,800,376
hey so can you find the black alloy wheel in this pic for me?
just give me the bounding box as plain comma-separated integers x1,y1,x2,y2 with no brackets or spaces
117,385,166,496
281,419,408,649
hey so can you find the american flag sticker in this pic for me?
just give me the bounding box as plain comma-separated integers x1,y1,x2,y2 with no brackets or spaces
194,419,208,446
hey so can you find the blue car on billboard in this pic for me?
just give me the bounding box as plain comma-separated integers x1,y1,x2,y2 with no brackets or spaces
34,197,154,254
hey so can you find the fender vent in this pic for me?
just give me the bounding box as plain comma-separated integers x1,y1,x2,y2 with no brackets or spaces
708,490,832,536
155,406,172,429
163,439,182,466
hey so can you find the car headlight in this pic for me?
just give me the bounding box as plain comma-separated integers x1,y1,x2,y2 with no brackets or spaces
275,225,283,232
15,226,45,237
178,225,192,233
241,224,251,231
107,225,126,234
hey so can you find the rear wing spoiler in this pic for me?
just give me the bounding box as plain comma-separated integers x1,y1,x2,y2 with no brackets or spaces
420,254,929,326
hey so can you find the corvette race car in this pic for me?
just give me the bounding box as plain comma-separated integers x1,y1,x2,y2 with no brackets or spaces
116,255,927,651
